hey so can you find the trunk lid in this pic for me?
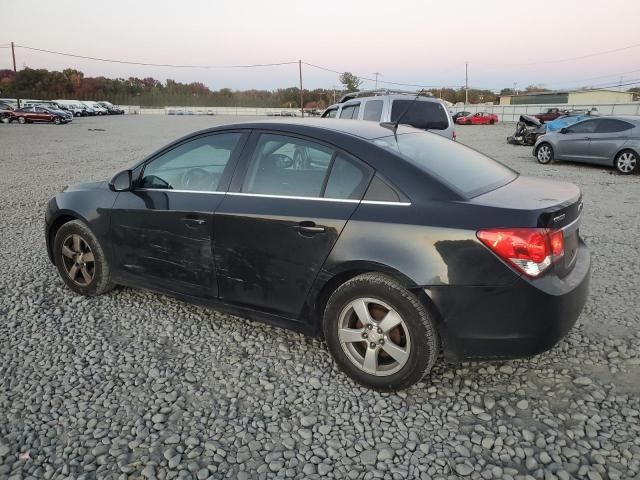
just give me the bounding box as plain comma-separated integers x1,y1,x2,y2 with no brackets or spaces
471,175,583,277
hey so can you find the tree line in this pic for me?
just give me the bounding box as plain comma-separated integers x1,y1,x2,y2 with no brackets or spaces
3,67,633,108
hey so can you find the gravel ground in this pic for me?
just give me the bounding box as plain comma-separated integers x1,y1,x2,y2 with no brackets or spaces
0,116,639,480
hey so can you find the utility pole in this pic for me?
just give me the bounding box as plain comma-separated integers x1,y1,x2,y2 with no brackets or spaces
372,72,381,90
11,42,20,108
298,60,304,118
465,62,469,105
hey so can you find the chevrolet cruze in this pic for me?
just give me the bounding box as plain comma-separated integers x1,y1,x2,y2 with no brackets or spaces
45,119,590,390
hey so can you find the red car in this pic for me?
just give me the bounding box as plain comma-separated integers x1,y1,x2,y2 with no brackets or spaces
456,112,499,125
533,108,569,122
7,106,68,125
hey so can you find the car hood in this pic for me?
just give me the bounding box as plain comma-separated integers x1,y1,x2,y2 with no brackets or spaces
64,180,108,192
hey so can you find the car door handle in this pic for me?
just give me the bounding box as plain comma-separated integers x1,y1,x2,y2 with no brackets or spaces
293,221,326,234
183,217,206,227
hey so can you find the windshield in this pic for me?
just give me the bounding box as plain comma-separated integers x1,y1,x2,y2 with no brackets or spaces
377,132,517,197
390,100,450,130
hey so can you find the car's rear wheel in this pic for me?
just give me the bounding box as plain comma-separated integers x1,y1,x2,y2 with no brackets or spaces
18,116,26,124
54,220,115,296
489,119,495,125
323,273,438,390
536,143,554,164
614,150,637,175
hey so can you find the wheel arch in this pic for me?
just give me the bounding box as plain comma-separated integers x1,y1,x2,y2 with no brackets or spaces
305,261,445,339
46,211,87,264
611,146,638,166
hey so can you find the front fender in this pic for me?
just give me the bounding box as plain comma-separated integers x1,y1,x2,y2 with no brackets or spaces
45,186,118,264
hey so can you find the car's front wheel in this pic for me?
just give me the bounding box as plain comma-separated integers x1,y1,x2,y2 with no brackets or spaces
536,143,554,164
18,116,26,124
53,220,115,296
614,149,637,175
323,273,438,390
54,117,61,125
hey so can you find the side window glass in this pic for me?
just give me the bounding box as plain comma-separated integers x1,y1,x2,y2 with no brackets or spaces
242,134,333,198
596,119,632,133
339,103,360,119
141,133,241,192
324,154,370,200
567,120,597,134
363,100,383,121
326,108,337,118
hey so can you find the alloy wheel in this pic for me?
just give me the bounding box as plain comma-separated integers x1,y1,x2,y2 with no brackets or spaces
338,298,411,376
617,152,637,173
61,234,96,286
537,145,551,163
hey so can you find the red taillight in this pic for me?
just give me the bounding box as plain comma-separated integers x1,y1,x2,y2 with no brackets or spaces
477,228,564,277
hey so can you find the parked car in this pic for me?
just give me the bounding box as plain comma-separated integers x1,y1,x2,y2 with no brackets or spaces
98,101,125,115
8,106,68,124
451,111,471,123
456,112,499,125
55,100,88,117
45,119,590,390
534,108,570,122
0,102,14,123
21,102,73,121
82,101,108,115
534,116,640,174
321,91,455,140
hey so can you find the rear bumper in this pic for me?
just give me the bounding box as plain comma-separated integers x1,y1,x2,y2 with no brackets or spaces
428,239,591,362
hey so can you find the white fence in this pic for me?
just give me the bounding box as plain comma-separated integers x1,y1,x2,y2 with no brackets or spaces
122,105,301,116
121,102,640,121
450,102,640,123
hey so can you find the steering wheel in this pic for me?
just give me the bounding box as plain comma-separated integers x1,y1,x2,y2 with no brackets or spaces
181,168,211,190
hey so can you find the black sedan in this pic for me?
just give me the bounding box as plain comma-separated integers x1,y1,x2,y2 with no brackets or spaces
451,111,471,123
45,119,590,390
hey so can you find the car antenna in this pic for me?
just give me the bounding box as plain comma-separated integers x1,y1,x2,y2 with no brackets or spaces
380,88,425,138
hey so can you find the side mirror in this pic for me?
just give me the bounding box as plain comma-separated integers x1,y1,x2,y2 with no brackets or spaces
560,127,568,134
109,170,132,192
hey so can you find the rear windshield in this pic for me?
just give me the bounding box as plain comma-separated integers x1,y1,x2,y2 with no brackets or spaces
391,100,449,130
378,132,516,197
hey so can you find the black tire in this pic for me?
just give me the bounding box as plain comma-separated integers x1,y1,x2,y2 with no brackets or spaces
54,117,61,125
536,143,554,164
18,116,26,124
53,220,115,296
614,149,638,175
323,273,438,391
489,119,495,125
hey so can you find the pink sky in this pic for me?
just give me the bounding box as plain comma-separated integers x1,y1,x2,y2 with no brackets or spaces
1,0,639,92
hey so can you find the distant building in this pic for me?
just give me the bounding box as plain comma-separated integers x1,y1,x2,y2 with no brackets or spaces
500,89,634,105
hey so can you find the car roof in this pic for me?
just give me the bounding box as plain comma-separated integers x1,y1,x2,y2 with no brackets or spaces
209,118,423,140
570,115,640,123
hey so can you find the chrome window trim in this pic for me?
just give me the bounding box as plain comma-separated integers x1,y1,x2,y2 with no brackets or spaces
137,188,226,195
136,188,411,206
227,192,359,203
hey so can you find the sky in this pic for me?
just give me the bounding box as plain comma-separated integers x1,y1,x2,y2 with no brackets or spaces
1,0,640,92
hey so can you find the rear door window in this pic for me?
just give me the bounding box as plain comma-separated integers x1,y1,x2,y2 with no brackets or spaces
324,154,371,200
362,100,384,121
242,134,333,197
390,100,449,130
595,119,633,133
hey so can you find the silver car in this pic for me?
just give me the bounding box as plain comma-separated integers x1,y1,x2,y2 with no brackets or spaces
321,91,455,140
533,116,639,174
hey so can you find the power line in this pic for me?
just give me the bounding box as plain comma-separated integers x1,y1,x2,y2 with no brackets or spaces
470,42,640,67
14,44,298,69
303,62,462,89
